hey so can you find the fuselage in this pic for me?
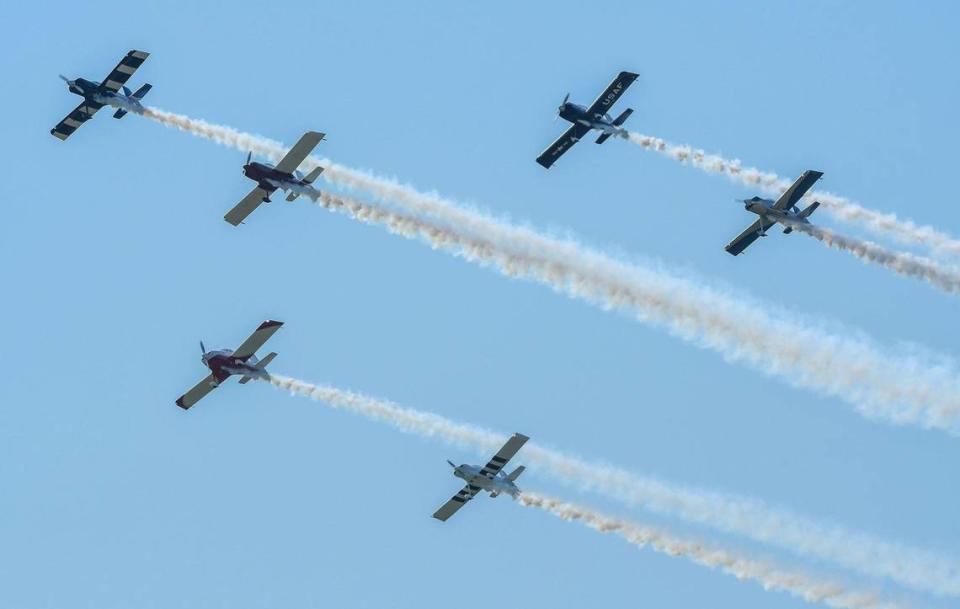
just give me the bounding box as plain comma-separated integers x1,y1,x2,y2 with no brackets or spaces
63,77,144,112
201,349,268,384
743,197,812,225
242,162,310,198
558,103,619,134
452,463,521,498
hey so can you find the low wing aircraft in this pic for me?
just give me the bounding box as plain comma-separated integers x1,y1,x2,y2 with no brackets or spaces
725,170,824,256
536,71,639,169
175,320,283,410
51,50,152,141
432,433,529,522
224,131,326,226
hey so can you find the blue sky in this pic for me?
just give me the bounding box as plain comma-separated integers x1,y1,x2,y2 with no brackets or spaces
2,1,958,607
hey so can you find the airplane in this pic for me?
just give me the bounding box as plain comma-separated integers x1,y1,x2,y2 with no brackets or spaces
432,432,529,522
175,320,283,410
724,170,824,256
224,131,326,226
51,50,152,141
536,71,639,169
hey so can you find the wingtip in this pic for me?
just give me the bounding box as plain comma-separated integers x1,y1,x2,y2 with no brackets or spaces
259,319,284,330
175,397,189,410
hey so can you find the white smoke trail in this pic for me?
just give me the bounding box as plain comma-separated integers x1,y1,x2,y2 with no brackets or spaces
520,492,917,609
266,374,960,598
621,131,960,258
786,222,960,295
137,107,960,435
140,104,959,291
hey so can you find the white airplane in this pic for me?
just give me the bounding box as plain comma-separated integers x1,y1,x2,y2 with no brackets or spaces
725,170,823,255
432,433,529,522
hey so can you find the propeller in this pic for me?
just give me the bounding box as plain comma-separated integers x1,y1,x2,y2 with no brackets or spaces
447,460,456,469
555,93,569,120
200,340,206,354
245,151,252,165
59,74,76,86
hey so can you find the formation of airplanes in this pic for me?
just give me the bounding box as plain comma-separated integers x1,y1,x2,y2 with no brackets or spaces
50,50,829,522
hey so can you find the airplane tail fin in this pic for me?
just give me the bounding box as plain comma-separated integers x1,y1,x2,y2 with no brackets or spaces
505,465,525,482
112,84,151,120
113,83,153,118
798,200,820,218
285,167,324,202
597,107,634,144
239,351,277,384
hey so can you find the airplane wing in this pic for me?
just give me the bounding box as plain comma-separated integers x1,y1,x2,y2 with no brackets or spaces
273,131,325,175
773,170,824,211
224,187,271,226
232,320,284,361
176,374,218,410
100,50,150,93
478,433,529,479
432,482,483,522
536,123,592,168
50,100,105,140
725,217,779,256
585,71,639,117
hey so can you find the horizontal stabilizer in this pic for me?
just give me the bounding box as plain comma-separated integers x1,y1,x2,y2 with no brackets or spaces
113,108,128,119
611,107,633,127
131,83,152,100
302,166,324,185
595,131,613,145
505,465,525,482
783,226,794,234
799,201,820,218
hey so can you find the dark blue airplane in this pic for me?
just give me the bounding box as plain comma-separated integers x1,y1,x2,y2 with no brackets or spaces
536,71,639,168
225,131,326,226
51,50,152,141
